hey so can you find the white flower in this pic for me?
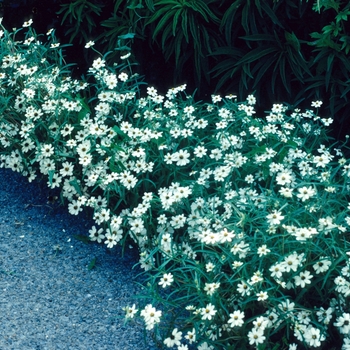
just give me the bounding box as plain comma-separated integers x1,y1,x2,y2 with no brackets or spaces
269,263,285,279
276,170,293,185
158,273,174,288
147,86,158,96
304,326,324,347
205,262,215,272
129,218,144,233
140,304,162,330
163,328,182,347
194,145,207,158
279,187,293,198
316,307,333,325
218,228,235,243
294,270,313,288
121,52,131,60
248,328,265,346
172,149,190,166
118,72,128,81
104,232,118,248
170,214,186,229
228,310,245,327
198,342,214,350
184,105,195,115
266,210,284,226
68,200,82,216
281,252,301,273
211,94,222,103
201,303,217,320
92,57,105,70
123,304,138,319
185,328,196,344
237,281,251,296
311,100,323,108
247,94,256,105
296,186,316,201
313,154,331,168
256,291,268,301
85,40,95,48
343,338,350,350
204,282,220,296
335,313,350,334
89,226,104,243
257,244,271,257
23,19,33,27
245,174,254,183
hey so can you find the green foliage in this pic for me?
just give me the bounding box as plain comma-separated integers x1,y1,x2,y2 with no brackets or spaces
57,0,105,44
305,1,350,126
211,30,312,100
211,1,312,99
144,0,222,84
55,0,350,137
2,20,350,349
54,0,350,135
96,1,145,52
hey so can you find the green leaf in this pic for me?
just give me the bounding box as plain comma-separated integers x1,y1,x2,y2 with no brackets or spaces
118,33,135,40
172,8,182,37
112,125,127,137
240,33,276,42
210,46,244,57
285,31,300,51
109,157,126,173
235,47,278,66
279,55,290,94
260,2,283,27
88,257,97,270
162,22,174,49
173,31,185,66
336,10,349,23
241,2,250,34
325,53,335,89
75,3,84,23
73,235,91,244
145,0,155,11
69,178,83,196
146,1,178,25
252,56,276,88
185,0,219,23
181,9,189,42
189,13,200,48
58,4,73,25
48,170,55,186
152,9,178,40
221,0,242,43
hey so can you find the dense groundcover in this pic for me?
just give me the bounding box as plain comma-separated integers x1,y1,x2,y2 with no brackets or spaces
2,2,350,350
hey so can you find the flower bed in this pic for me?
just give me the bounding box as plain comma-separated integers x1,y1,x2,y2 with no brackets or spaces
1,19,350,350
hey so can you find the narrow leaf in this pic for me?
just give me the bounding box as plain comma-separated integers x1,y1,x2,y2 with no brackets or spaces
88,257,97,270
73,235,91,244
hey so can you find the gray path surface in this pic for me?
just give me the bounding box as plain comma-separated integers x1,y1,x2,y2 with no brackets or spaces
0,168,158,350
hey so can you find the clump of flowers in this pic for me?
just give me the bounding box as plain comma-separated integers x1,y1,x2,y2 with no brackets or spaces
1,18,350,349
